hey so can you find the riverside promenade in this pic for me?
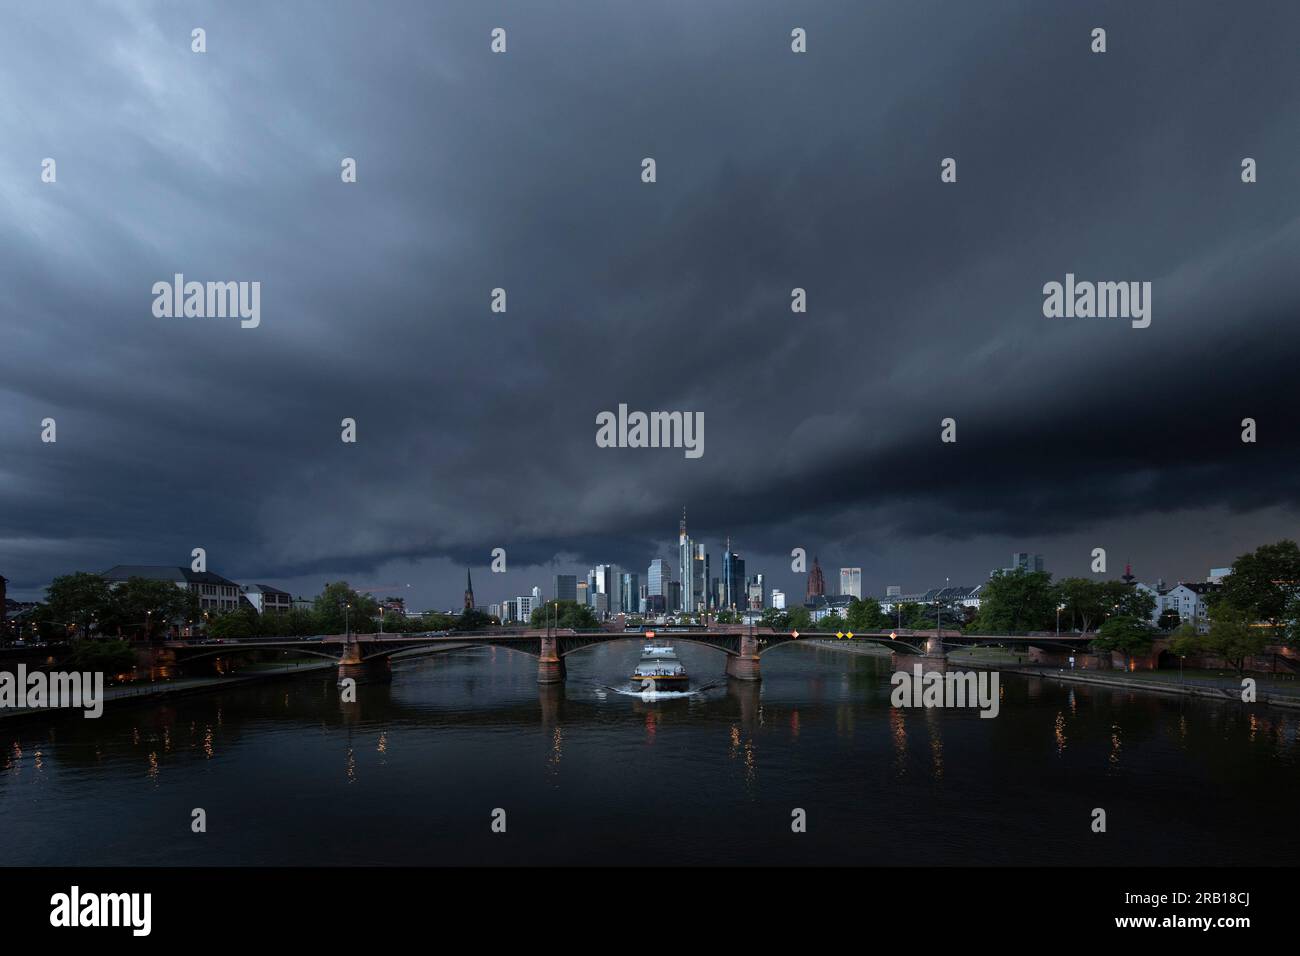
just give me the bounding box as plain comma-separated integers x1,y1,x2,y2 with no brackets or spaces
0,660,338,722
805,639,1300,710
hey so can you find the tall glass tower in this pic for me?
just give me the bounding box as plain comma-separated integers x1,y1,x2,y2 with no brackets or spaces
678,509,693,613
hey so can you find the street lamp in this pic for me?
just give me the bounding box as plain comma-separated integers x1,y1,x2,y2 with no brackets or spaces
345,603,351,640
1056,603,1065,637
937,577,949,637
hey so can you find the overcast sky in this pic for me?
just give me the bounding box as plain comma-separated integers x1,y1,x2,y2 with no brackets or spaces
3,0,1299,607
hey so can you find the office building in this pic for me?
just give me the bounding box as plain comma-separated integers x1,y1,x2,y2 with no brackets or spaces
839,568,862,599
678,509,694,613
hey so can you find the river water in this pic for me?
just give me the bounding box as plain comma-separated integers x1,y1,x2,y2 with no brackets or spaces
2,642,1296,866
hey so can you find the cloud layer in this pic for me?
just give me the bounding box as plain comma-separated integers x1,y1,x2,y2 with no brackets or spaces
3,1,1299,605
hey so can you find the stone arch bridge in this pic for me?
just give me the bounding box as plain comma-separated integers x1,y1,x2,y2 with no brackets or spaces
158,626,1022,684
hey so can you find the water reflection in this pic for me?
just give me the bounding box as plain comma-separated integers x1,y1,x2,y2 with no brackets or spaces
1,646,1298,866
889,709,907,778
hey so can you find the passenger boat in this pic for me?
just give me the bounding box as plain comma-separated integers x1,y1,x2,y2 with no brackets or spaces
630,639,690,692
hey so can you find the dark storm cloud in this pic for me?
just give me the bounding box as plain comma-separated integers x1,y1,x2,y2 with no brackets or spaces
3,0,1299,604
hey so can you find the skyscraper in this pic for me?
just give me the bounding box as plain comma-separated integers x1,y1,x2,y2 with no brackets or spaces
840,568,862,599
721,538,745,610
620,572,639,615
678,509,694,613
1009,552,1045,574
648,558,672,613
554,574,577,603
806,556,825,599
693,543,710,613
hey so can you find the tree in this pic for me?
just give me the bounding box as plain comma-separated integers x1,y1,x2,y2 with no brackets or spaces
761,607,790,631
102,577,197,640
207,606,260,640
1221,539,1300,640
1200,602,1267,677
419,611,455,632
846,598,884,632
1168,621,1200,658
972,569,1055,633
63,638,137,676
786,606,812,631
904,603,934,629
45,572,113,639
451,607,494,632
313,582,379,634
1053,578,1103,634
1091,615,1154,670
1156,607,1183,632
529,600,599,630
1284,593,1300,646
1106,580,1156,622
821,611,846,632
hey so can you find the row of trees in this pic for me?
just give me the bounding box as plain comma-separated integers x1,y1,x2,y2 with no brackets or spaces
752,539,1300,675
38,572,199,641
26,574,506,643
970,540,1300,673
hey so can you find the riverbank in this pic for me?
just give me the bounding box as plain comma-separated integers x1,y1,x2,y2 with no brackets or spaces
0,660,337,722
805,639,1300,710
0,643,482,722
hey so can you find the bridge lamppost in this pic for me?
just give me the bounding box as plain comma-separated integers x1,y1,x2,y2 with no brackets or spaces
345,603,351,641
1056,603,1065,637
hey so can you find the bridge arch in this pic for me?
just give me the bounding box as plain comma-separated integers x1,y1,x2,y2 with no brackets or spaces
557,634,740,659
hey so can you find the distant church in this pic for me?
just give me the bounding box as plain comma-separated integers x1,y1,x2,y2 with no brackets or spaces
464,568,475,611
806,555,826,599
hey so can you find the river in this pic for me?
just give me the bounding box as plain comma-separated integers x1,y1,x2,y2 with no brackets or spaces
2,642,1296,866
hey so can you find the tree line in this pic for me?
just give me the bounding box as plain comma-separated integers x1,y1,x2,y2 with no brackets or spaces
20,575,504,643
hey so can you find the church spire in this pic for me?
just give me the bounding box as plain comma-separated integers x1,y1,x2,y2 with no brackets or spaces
464,567,475,610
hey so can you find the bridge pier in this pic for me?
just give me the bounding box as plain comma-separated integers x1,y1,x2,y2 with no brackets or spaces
537,635,567,684
725,633,761,682
337,640,392,684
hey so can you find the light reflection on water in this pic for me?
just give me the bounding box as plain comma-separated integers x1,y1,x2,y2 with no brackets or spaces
1,641,1297,866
